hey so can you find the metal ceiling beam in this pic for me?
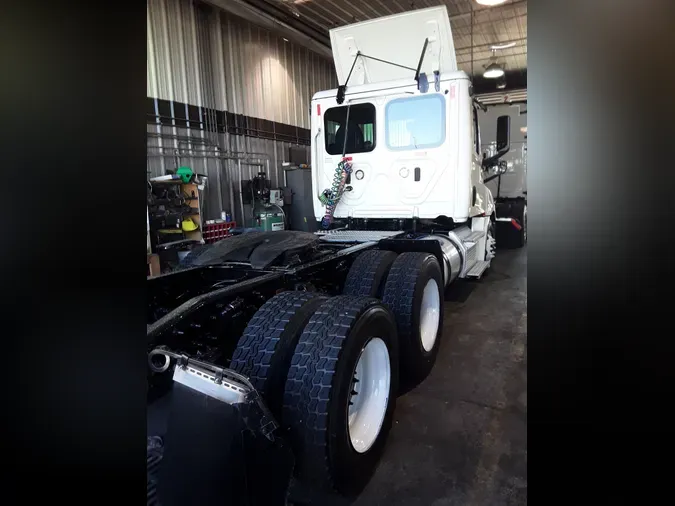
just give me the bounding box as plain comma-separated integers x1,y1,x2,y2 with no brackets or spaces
286,0,527,28
459,51,528,67
205,0,527,71
455,37,527,53
204,0,332,58
451,10,527,29
459,49,528,60
448,0,527,21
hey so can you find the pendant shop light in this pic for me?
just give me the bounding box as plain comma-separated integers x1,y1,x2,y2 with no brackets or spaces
483,49,505,79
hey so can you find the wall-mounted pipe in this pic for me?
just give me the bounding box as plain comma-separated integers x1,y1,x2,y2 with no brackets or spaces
147,132,212,144
147,117,308,149
238,159,245,226
216,159,224,214
228,159,235,221
147,131,273,158
147,153,260,161
148,145,271,159
147,147,270,161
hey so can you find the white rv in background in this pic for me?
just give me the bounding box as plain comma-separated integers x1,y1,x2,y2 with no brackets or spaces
479,102,527,247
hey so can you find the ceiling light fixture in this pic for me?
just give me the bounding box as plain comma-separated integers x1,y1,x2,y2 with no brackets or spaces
283,37,289,42
484,63,505,79
483,48,505,79
491,41,516,50
280,0,302,16
475,0,508,6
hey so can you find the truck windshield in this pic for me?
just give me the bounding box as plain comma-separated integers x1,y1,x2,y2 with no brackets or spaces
386,94,446,150
324,103,376,155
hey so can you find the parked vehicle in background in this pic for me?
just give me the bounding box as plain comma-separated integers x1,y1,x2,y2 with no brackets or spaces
479,101,527,247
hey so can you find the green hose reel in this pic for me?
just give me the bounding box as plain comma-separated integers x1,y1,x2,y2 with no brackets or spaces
176,166,194,184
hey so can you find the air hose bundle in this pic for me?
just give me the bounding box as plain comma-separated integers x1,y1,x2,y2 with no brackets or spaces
319,156,353,229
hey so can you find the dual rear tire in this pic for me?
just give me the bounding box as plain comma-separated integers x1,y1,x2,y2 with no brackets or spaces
345,250,444,384
231,292,398,497
283,296,398,495
381,252,444,384
230,250,444,497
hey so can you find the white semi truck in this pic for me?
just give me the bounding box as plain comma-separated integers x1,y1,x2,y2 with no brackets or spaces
146,6,519,503
310,6,517,277
480,102,527,247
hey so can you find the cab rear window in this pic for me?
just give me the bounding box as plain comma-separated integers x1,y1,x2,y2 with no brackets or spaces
324,103,376,155
386,94,445,150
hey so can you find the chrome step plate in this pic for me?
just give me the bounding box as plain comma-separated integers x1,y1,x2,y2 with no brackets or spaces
173,365,248,405
466,260,490,278
317,230,403,243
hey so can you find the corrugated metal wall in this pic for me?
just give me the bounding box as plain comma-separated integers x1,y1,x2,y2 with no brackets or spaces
147,0,338,223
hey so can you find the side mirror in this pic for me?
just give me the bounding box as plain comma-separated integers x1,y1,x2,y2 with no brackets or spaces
496,115,510,152
482,116,511,170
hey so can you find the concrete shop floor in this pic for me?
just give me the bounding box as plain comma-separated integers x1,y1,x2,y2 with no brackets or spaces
354,246,527,506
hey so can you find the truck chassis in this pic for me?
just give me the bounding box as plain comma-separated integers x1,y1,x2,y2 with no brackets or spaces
147,225,492,504
147,5,516,502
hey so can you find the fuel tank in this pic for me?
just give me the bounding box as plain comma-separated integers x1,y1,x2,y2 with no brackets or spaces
416,228,469,286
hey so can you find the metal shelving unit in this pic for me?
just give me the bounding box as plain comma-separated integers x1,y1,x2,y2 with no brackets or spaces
148,180,205,247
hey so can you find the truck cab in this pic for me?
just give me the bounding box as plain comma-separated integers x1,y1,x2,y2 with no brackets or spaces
310,6,508,233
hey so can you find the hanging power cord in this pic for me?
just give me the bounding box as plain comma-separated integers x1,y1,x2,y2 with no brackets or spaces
318,156,353,229
319,104,353,229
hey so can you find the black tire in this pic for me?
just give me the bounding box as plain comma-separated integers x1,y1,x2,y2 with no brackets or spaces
283,296,399,496
230,291,327,420
382,252,444,384
343,249,398,297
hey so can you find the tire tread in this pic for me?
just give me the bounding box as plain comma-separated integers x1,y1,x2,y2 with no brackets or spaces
343,250,398,297
282,296,381,491
382,252,442,381
230,291,326,414
382,252,428,342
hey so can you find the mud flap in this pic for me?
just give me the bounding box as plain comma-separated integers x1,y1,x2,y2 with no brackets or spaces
153,382,294,506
